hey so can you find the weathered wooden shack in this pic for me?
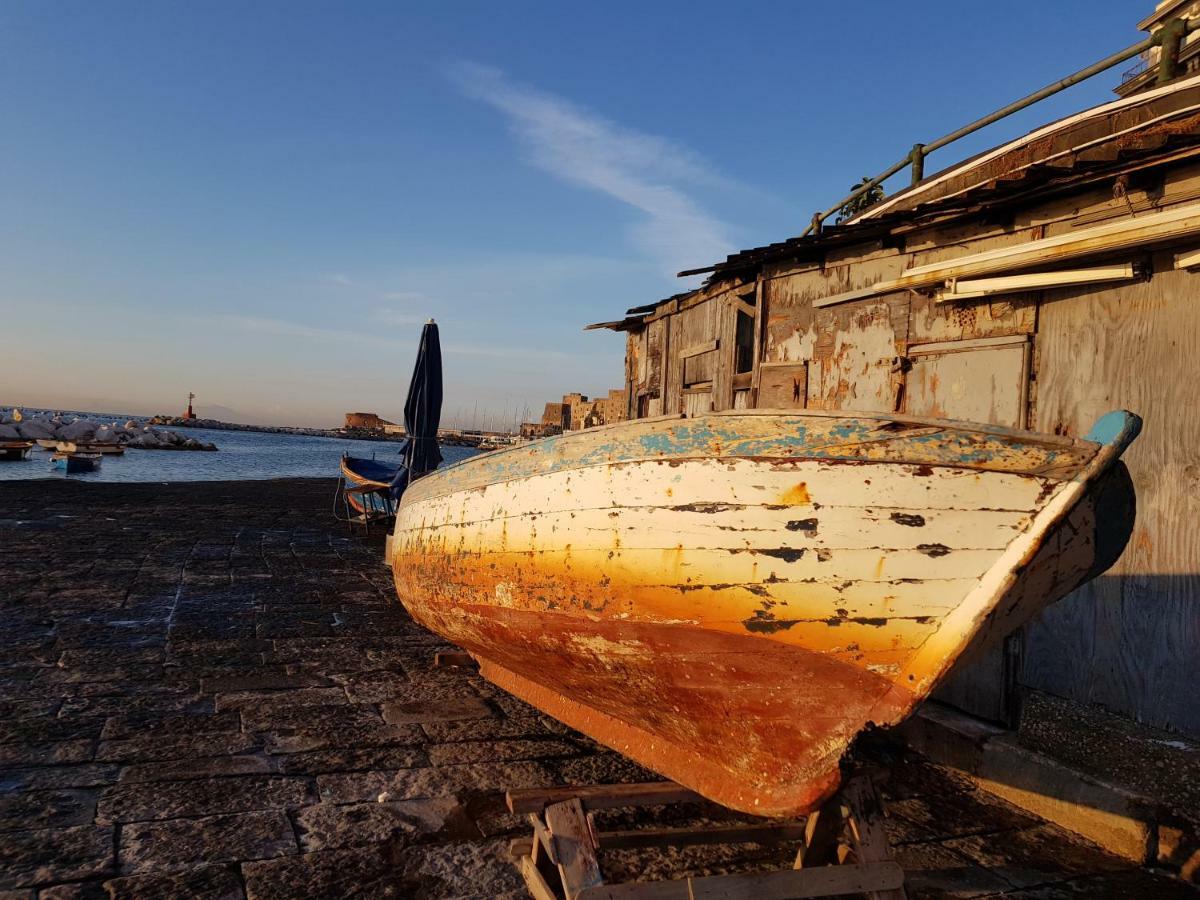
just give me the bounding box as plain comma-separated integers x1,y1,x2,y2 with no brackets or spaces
590,72,1200,737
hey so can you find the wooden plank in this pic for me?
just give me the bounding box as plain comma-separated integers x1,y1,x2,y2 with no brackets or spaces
507,782,703,815
577,862,904,899
795,796,843,869
812,202,1200,308
936,263,1136,301
841,776,906,900
545,798,604,897
519,853,564,900
908,334,1030,356
597,821,807,850
757,364,807,409
679,339,719,359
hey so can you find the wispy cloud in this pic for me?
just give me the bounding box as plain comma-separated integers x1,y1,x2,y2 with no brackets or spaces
448,62,735,276
214,314,571,361
373,308,429,327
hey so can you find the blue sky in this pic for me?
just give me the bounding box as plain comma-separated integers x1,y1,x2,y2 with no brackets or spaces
1,1,1142,426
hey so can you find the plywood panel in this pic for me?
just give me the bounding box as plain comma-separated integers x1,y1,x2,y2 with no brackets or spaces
908,292,1038,344
806,298,907,413
905,342,1029,428
1023,264,1200,736
758,364,808,409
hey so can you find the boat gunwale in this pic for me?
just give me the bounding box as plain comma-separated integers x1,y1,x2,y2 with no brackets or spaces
402,409,1100,507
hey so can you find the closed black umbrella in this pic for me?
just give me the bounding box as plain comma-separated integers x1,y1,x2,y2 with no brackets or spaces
390,319,443,499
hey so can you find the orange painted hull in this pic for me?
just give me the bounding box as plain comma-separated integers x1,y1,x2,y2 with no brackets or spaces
390,410,1140,815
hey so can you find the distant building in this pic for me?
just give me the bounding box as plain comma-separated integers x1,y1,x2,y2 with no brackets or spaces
532,390,628,434
519,421,562,440
541,402,570,432
344,412,397,431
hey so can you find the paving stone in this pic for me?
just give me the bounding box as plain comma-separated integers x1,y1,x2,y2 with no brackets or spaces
0,740,95,768
101,864,245,899
334,670,461,705
892,839,1013,898
396,838,526,900
275,746,426,775
118,754,273,784
419,716,554,743
554,751,660,786
0,789,97,832
213,687,348,713
0,825,114,889
96,733,260,763
886,788,1040,842
262,722,424,754
199,669,330,694
294,796,470,850
241,846,410,900
1,764,119,793
381,696,494,725
0,717,107,745
117,811,296,874
317,761,556,804
34,884,104,899
239,703,383,734
944,823,1132,889
998,868,1200,898
59,689,212,718
98,775,313,823
99,711,240,741
428,738,581,766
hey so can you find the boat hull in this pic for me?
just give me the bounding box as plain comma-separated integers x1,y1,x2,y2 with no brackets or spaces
0,442,33,461
391,410,1139,815
340,456,397,515
51,453,101,473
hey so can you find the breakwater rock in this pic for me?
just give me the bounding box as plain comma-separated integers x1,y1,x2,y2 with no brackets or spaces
0,410,217,451
149,416,406,442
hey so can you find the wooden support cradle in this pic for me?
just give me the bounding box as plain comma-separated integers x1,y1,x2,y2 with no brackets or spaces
506,774,906,900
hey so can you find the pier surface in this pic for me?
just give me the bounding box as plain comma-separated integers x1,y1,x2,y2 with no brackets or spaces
0,479,1192,898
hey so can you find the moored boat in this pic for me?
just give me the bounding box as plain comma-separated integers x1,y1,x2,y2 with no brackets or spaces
390,408,1140,817
339,455,400,515
55,441,125,455
0,441,33,461
51,452,102,473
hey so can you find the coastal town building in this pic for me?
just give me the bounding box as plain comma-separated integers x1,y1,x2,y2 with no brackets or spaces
521,390,629,439
343,411,405,435
589,60,1200,744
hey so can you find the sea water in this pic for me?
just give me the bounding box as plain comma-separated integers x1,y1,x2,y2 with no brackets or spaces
0,426,480,483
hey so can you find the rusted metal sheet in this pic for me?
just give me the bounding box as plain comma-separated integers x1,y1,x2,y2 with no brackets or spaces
391,410,1140,817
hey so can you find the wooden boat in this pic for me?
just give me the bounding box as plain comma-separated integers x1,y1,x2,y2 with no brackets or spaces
51,452,102,473
339,454,399,515
0,441,33,461
55,441,125,455
35,439,59,450
390,409,1140,817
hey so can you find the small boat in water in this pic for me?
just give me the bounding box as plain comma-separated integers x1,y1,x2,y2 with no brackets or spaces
51,452,102,473
55,441,125,455
0,441,33,461
340,455,400,515
390,408,1140,817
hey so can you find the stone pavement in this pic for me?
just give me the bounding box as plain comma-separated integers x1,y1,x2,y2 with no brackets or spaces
0,479,1195,899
